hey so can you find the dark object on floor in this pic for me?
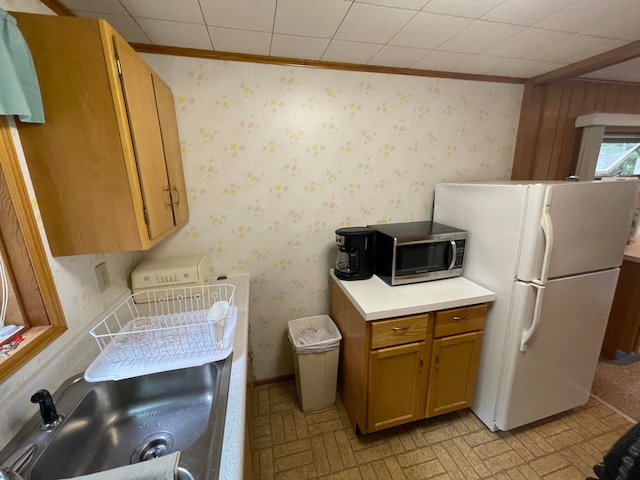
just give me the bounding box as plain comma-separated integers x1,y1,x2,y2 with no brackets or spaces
588,422,640,480
613,350,640,366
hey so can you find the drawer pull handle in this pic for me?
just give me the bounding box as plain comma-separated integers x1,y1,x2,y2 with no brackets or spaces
453,315,470,321
391,326,410,334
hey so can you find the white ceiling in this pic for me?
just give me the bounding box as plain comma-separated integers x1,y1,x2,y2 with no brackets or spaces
57,0,640,82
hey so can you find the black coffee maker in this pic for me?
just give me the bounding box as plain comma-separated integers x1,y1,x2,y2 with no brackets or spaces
334,227,375,280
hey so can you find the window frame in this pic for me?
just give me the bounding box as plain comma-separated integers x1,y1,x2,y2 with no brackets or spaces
0,116,67,382
595,135,640,178
575,114,640,181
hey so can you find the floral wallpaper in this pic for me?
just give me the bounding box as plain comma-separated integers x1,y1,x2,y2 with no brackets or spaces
143,54,524,380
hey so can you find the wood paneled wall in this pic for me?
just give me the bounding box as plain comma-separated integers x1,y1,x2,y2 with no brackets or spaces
511,80,640,180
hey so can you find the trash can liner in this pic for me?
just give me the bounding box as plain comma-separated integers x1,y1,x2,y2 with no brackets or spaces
287,334,338,354
288,315,342,354
297,327,332,344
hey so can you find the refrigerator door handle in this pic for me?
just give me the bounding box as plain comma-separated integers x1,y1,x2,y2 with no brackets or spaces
537,188,554,285
520,283,546,352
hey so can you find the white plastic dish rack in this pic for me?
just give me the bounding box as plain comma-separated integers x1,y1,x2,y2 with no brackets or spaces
85,284,236,382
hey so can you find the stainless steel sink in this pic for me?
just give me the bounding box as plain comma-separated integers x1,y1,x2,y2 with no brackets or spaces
0,356,232,480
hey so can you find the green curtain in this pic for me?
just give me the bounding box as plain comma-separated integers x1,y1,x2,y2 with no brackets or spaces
0,8,44,123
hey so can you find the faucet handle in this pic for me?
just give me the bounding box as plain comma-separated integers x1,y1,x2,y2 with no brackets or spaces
31,389,62,429
0,468,24,480
0,443,36,480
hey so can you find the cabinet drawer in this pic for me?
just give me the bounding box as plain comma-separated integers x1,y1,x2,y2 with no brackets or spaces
371,314,430,349
434,304,487,338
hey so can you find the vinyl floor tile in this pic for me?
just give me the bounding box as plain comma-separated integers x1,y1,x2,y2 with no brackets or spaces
249,379,632,480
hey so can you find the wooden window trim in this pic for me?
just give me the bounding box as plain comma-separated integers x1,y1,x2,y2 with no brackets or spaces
0,116,67,382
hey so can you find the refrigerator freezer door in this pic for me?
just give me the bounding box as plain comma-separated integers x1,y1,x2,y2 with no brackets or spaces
494,268,619,431
517,180,638,282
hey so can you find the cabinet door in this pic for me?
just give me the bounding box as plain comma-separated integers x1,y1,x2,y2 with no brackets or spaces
601,260,640,358
426,331,482,418
113,33,175,240
368,341,428,432
152,73,189,226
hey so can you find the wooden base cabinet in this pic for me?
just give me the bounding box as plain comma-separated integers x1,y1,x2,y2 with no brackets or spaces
601,260,640,359
330,277,486,434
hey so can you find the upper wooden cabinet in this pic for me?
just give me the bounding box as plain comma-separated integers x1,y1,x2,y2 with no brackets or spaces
12,13,188,256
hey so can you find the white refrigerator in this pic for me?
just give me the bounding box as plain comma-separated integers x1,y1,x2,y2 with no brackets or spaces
433,179,639,431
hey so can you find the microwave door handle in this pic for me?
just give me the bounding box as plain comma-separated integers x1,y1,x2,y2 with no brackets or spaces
448,241,456,269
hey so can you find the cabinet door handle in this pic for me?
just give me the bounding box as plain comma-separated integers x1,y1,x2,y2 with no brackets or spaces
164,186,172,207
453,315,470,321
419,356,423,368
392,326,410,334
172,186,180,206
435,354,440,368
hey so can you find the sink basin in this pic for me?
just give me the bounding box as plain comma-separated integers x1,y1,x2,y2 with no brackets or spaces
0,357,231,480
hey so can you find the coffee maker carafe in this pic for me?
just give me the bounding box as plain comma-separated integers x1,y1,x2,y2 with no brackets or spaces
334,227,375,280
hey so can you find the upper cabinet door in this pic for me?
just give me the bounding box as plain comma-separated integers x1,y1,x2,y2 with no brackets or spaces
112,33,174,241
152,73,189,226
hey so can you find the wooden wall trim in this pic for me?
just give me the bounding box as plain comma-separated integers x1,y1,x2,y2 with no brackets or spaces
511,81,545,180
131,43,526,85
39,0,73,16
534,39,640,85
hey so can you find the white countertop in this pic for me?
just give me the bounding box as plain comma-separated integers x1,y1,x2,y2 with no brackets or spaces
624,232,640,263
217,274,249,480
331,270,496,320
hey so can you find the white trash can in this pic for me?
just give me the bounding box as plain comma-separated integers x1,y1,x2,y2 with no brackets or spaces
288,315,342,412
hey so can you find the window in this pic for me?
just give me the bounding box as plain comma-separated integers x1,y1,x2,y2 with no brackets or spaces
596,137,640,177
574,113,640,181
0,117,67,382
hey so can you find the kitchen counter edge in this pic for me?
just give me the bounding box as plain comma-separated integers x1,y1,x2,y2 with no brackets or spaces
217,273,250,480
624,235,640,263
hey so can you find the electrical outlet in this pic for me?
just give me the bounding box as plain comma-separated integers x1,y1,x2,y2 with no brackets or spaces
95,262,111,293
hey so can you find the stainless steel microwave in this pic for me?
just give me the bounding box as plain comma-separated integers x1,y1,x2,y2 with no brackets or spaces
369,221,467,286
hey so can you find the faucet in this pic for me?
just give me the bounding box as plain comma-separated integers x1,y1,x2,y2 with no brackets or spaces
0,444,36,480
30,389,62,430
